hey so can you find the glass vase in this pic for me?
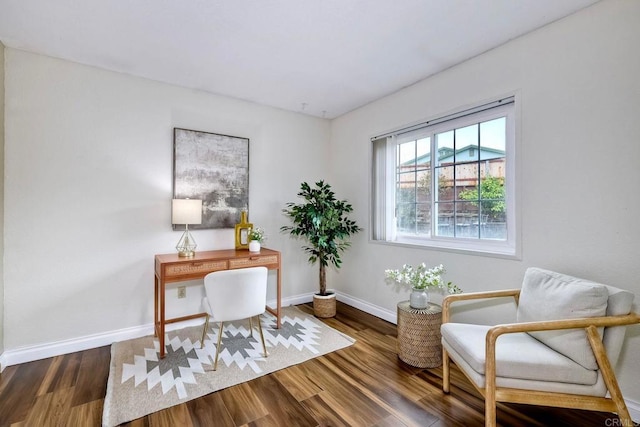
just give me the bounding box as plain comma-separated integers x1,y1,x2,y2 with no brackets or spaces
409,287,429,309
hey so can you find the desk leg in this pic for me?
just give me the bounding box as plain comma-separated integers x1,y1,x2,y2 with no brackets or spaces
154,275,158,337
266,268,282,329
159,279,166,358
276,268,282,328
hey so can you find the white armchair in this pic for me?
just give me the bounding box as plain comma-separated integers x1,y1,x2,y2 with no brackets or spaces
200,266,269,370
441,267,640,427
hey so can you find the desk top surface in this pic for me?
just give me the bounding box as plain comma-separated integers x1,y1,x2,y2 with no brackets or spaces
155,247,280,264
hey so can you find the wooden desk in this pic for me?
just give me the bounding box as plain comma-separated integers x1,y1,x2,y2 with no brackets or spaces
154,247,282,358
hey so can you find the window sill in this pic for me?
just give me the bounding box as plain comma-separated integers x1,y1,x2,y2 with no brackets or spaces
370,235,521,260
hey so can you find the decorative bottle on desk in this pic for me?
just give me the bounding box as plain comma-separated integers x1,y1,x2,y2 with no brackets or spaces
235,210,252,249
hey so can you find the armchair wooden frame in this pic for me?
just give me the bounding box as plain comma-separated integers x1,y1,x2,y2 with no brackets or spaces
442,289,640,427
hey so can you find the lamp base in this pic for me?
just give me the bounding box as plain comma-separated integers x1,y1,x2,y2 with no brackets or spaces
175,229,197,258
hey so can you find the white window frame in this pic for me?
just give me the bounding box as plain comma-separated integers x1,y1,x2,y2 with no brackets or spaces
371,97,519,258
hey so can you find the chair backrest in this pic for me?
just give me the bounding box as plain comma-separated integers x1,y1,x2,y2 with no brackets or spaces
203,266,268,322
516,268,634,370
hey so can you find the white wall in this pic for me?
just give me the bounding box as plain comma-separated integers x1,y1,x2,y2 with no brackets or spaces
3,49,330,351
0,42,5,361
330,0,640,402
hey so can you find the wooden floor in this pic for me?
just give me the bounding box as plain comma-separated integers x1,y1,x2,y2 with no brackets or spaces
0,302,631,426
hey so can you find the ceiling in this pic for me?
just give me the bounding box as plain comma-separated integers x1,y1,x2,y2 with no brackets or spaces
0,0,599,119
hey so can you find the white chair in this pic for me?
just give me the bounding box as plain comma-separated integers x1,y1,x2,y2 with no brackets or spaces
200,266,269,370
441,267,640,427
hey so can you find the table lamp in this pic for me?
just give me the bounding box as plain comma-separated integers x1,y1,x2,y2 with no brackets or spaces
172,199,203,257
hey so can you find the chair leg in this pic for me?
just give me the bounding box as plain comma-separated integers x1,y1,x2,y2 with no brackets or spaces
214,321,224,371
256,315,268,358
485,395,496,427
200,313,210,349
485,340,498,427
249,317,254,338
443,347,450,393
586,326,634,426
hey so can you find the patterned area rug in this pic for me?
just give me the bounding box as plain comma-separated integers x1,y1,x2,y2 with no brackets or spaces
102,306,354,426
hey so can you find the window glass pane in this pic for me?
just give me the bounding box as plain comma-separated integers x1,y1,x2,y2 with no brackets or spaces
455,163,479,201
480,117,506,153
436,131,454,166
478,175,507,241
455,201,480,238
397,171,416,195
480,158,506,185
397,141,416,234
416,203,431,235
479,176,505,217
435,165,454,204
455,124,479,162
436,202,454,237
416,169,431,200
398,140,416,166
396,178,415,204
416,137,430,171
396,201,415,233
480,200,507,240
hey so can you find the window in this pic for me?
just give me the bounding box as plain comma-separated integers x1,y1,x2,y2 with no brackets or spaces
371,97,517,256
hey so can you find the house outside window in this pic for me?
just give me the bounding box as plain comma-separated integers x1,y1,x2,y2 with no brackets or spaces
371,97,517,257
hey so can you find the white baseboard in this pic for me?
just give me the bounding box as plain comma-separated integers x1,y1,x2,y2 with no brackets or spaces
275,293,313,307
0,294,313,371
0,323,155,370
335,291,397,324
1,290,638,423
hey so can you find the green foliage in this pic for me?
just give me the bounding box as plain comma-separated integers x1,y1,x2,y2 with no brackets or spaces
281,181,361,295
458,176,505,219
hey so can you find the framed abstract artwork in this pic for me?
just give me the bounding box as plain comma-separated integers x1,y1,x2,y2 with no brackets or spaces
173,128,249,229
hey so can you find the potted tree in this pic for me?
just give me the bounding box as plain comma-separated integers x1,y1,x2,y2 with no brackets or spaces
281,180,361,317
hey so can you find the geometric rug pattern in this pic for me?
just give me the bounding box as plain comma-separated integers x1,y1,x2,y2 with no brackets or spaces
102,306,355,426
120,312,322,399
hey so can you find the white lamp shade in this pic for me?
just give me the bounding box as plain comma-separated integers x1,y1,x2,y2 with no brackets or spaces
172,199,203,225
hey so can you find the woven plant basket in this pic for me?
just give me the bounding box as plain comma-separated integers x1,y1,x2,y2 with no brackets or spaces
396,301,442,368
313,292,336,318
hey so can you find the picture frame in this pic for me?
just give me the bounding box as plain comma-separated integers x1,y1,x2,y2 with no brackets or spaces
173,128,249,229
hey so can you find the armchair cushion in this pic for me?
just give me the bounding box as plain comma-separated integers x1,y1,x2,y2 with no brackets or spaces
516,268,609,370
441,323,598,385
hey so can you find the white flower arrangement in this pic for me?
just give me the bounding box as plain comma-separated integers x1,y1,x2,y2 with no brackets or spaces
385,263,461,294
248,227,266,243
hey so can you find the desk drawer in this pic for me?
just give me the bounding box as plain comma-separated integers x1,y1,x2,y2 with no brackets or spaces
229,255,279,269
164,260,228,277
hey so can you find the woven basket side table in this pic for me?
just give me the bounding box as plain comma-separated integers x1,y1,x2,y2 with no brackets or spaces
396,301,443,368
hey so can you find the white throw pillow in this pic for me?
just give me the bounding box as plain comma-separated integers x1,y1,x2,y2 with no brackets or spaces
516,268,609,370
